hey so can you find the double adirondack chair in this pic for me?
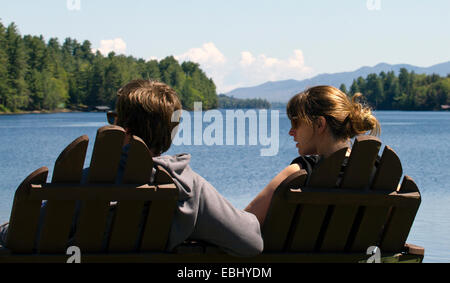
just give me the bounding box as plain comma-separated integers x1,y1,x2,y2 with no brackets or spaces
0,126,424,263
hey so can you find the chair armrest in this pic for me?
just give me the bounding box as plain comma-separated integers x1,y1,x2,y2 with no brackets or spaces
405,243,425,256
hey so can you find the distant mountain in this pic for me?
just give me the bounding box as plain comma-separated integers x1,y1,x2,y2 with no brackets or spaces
225,61,450,102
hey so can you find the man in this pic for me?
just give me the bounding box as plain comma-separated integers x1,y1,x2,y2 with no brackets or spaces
109,79,263,256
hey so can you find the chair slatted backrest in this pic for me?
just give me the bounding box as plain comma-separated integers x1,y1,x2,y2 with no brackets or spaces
74,126,125,252
319,136,381,252
6,167,48,253
288,147,348,252
107,135,154,252
350,145,403,252
262,171,308,251
6,126,178,254
39,135,89,253
379,176,421,252
263,135,421,253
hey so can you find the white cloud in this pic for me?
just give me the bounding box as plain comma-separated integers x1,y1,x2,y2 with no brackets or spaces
172,43,313,93
175,42,226,66
288,50,306,68
260,55,279,67
240,51,255,67
236,49,313,87
93,38,127,55
240,49,310,73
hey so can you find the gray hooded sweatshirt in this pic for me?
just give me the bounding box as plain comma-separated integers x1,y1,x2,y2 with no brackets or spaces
151,153,264,257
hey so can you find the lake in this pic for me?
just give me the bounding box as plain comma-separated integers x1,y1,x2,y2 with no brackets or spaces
0,110,449,262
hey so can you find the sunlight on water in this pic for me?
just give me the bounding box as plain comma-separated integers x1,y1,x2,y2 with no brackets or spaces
380,122,417,126
0,122,107,128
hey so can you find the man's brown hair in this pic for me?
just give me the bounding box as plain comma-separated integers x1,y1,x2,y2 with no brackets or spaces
116,79,182,155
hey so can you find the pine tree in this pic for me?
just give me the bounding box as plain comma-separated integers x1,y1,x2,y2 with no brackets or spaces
339,83,348,94
143,59,160,81
0,21,10,109
349,80,359,96
103,55,123,107
381,71,398,110
80,40,94,63
86,55,106,106
365,74,383,108
5,22,28,111
23,35,50,109
159,56,186,92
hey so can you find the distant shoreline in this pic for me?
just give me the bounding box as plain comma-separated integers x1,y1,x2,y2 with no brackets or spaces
1,108,449,116
0,109,82,115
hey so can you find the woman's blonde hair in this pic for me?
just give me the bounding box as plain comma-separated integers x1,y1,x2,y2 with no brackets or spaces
116,79,182,155
286,85,380,140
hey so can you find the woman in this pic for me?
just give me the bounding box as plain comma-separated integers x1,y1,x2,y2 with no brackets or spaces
244,85,381,226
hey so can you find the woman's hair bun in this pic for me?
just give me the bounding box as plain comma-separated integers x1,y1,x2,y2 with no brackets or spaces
346,93,380,137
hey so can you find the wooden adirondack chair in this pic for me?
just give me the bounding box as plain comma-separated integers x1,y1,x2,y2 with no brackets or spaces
0,126,423,263
0,126,179,262
262,135,424,263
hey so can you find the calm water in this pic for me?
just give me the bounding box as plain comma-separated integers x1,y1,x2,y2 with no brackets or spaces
0,110,449,262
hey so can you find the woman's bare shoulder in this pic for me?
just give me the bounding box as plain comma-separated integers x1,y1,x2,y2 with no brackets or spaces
276,163,302,181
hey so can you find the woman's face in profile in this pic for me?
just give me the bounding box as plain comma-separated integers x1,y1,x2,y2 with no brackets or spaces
289,119,317,156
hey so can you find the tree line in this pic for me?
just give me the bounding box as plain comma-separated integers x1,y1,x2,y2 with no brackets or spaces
0,21,218,113
340,69,450,110
218,94,271,109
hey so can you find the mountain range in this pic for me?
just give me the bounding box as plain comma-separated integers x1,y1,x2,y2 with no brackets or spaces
225,61,450,103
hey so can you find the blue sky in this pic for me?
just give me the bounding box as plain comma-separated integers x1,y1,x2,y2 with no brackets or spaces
1,0,449,93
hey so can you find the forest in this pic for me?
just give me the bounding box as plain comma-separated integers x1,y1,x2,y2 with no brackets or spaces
0,21,218,112
2,20,449,113
341,69,450,110
218,94,271,109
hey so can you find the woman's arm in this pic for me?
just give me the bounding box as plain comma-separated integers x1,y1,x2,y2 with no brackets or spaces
244,163,301,226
